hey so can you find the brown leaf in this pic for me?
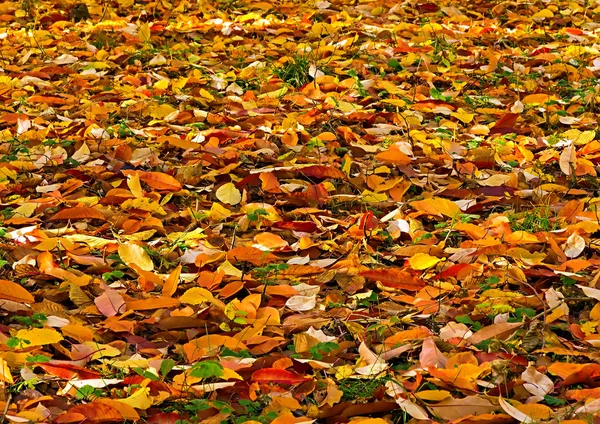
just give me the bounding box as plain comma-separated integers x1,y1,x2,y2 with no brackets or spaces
468,322,523,345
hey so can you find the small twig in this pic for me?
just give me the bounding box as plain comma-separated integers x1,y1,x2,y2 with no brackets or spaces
0,392,12,424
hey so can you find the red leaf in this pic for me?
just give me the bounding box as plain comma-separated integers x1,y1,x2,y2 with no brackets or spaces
251,368,309,385
434,263,470,279
299,165,345,179
38,362,102,380
489,113,519,135
49,206,106,221
272,221,319,233
146,412,181,424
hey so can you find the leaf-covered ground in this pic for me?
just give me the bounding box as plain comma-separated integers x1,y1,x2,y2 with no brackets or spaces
2,0,600,422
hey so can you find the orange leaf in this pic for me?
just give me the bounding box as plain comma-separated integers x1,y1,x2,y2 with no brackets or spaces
0,279,34,303
359,268,426,291
49,206,106,221
126,297,180,311
375,145,412,165
251,368,309,385
566,387,600,401
183,335,247,362
67,402,123,422
162,265,181,297
384,327,432,349
122,170,182,191
279,265,323,276
504,231,542,244
522,93,558,105
299,165,345,179
227,246,278,265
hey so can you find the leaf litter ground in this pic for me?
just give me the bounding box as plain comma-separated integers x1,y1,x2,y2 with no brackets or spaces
1,0,600,423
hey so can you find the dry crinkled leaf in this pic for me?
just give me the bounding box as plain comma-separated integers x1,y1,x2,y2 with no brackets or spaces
285,295,317,312
499,397,535,424
560,145,576,176
468,322,523,345
521,365,553,397
428,395,498,420
385,380,429,419
564,233,585,258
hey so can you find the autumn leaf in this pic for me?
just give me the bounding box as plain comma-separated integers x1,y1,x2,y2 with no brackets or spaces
15,328,63,346
0,280,35,303
118,242,154,272
3,0,600,421
216,182,242,205
408,253,441,270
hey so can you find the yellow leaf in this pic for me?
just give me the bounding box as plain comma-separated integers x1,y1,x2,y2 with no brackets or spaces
138,23,151,44
118,242,154,271
154,79,169,90
209,202,232,221
334,364,354,380
415,390,451,401
216,182,242,205
121,198,166,215
221,368,244,380
16,328,63,346
361,190,387,203
575,130,596,145
411,197,460,218
581,321,597,336
83,342,122,360
180,287,214,305
0,358,13,384
218,260,243,277
150,104,177,119
451,108,474,124
532,8,554,19
117,386,153,410
199,89,215,102
127,173,144,198
408,253,441,270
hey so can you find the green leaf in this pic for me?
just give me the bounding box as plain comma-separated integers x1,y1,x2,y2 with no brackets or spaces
190,361,224,379
544,395,566,406
27,354,51,363
160,359,176,378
